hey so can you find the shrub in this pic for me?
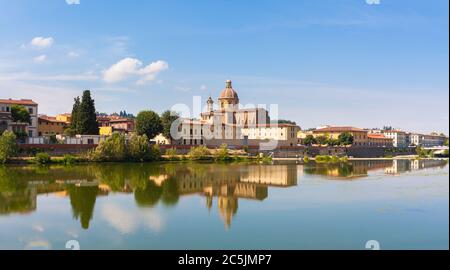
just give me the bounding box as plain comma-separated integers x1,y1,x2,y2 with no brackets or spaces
340,156,349,163
0,131,18,164
188,146,210,160
127,133,151,161
148,144,162,161
330,155,340,163
165,148,178,161
315,155,332,163
214,144,231,161
90,133,126,161
63,154,77,165
35,152,51,164
303,156,310,163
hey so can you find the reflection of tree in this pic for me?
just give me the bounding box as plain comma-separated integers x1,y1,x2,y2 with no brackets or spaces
303,163,358,178
134,181,162,207
67,185,99,230
0,167,35,215
161,177,180,206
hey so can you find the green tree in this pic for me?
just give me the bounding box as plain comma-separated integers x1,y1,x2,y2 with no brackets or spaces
70,97,81,133
272,119,297,125
338,132,354,146
0,131,18,164
78,90,99,135
127,133,151,161
92,133,127,161
135,110,163,139
316,135,328,145
444,138,449,147
302,135,317,146
11,105,31,124
160,110,180,143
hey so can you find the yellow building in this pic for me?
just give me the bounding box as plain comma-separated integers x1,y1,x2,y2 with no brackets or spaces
312,126,369,146
56,113,72,124
99,126,128,136
38,115,68,136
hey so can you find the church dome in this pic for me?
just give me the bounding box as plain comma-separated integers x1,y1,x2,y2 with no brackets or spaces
219,80,239,100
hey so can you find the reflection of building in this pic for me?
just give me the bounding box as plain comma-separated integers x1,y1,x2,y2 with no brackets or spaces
150,164,298,228
304,160,394,179
240,165,297,186
386,159,448,174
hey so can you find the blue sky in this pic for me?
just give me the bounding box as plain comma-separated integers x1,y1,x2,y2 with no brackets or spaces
0,0,448,133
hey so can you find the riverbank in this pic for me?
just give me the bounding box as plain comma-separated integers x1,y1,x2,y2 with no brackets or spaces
5,154,270,165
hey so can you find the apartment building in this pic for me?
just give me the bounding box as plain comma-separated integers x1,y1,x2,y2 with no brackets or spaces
382,130,408,148
0,98,38,137
312,126,369,146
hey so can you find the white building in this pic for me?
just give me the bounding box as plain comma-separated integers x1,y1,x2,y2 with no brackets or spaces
382,130,408,148
0,99,39,137
409,133,447,147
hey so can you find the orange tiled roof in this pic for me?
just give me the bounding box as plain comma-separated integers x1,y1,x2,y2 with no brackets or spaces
368,134,390,139
39,115,67,123
109,118,134,123
0,98,37,106
313,126,366,133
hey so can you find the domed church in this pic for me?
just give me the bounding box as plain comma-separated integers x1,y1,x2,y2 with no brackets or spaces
174,80,300,149
200,80,270,127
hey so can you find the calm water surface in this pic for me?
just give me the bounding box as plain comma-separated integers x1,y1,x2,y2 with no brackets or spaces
0,159,448,250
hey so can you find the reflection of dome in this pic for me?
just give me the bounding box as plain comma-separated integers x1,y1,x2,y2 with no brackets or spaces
218,196,238,229
219,80,239,100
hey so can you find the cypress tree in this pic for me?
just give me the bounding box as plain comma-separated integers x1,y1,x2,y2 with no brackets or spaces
78,90,99,135
70,97,81,133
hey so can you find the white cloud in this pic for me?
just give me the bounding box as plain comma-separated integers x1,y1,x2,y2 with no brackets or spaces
34,55,47,63
103,57,169,85
200,85,207,91
66,0,80,4
366,0,381,5
68,51,79,58
32,224,45,233
101,204,137,234
101,203,165,234
30,37,54,49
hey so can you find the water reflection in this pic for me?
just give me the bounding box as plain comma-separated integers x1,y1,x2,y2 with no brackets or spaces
0,159,447,229
304,159,448,179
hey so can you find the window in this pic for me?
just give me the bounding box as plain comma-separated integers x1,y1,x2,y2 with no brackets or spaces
29,108,33,114
28,130,33,137
87,139,94,144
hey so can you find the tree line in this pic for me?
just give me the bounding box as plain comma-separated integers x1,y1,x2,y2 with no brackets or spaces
65,90,180,142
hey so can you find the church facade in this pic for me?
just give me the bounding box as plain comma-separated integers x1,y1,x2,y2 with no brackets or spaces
172,80,301,149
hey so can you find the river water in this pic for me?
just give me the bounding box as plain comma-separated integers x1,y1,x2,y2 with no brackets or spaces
0,159,448,250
